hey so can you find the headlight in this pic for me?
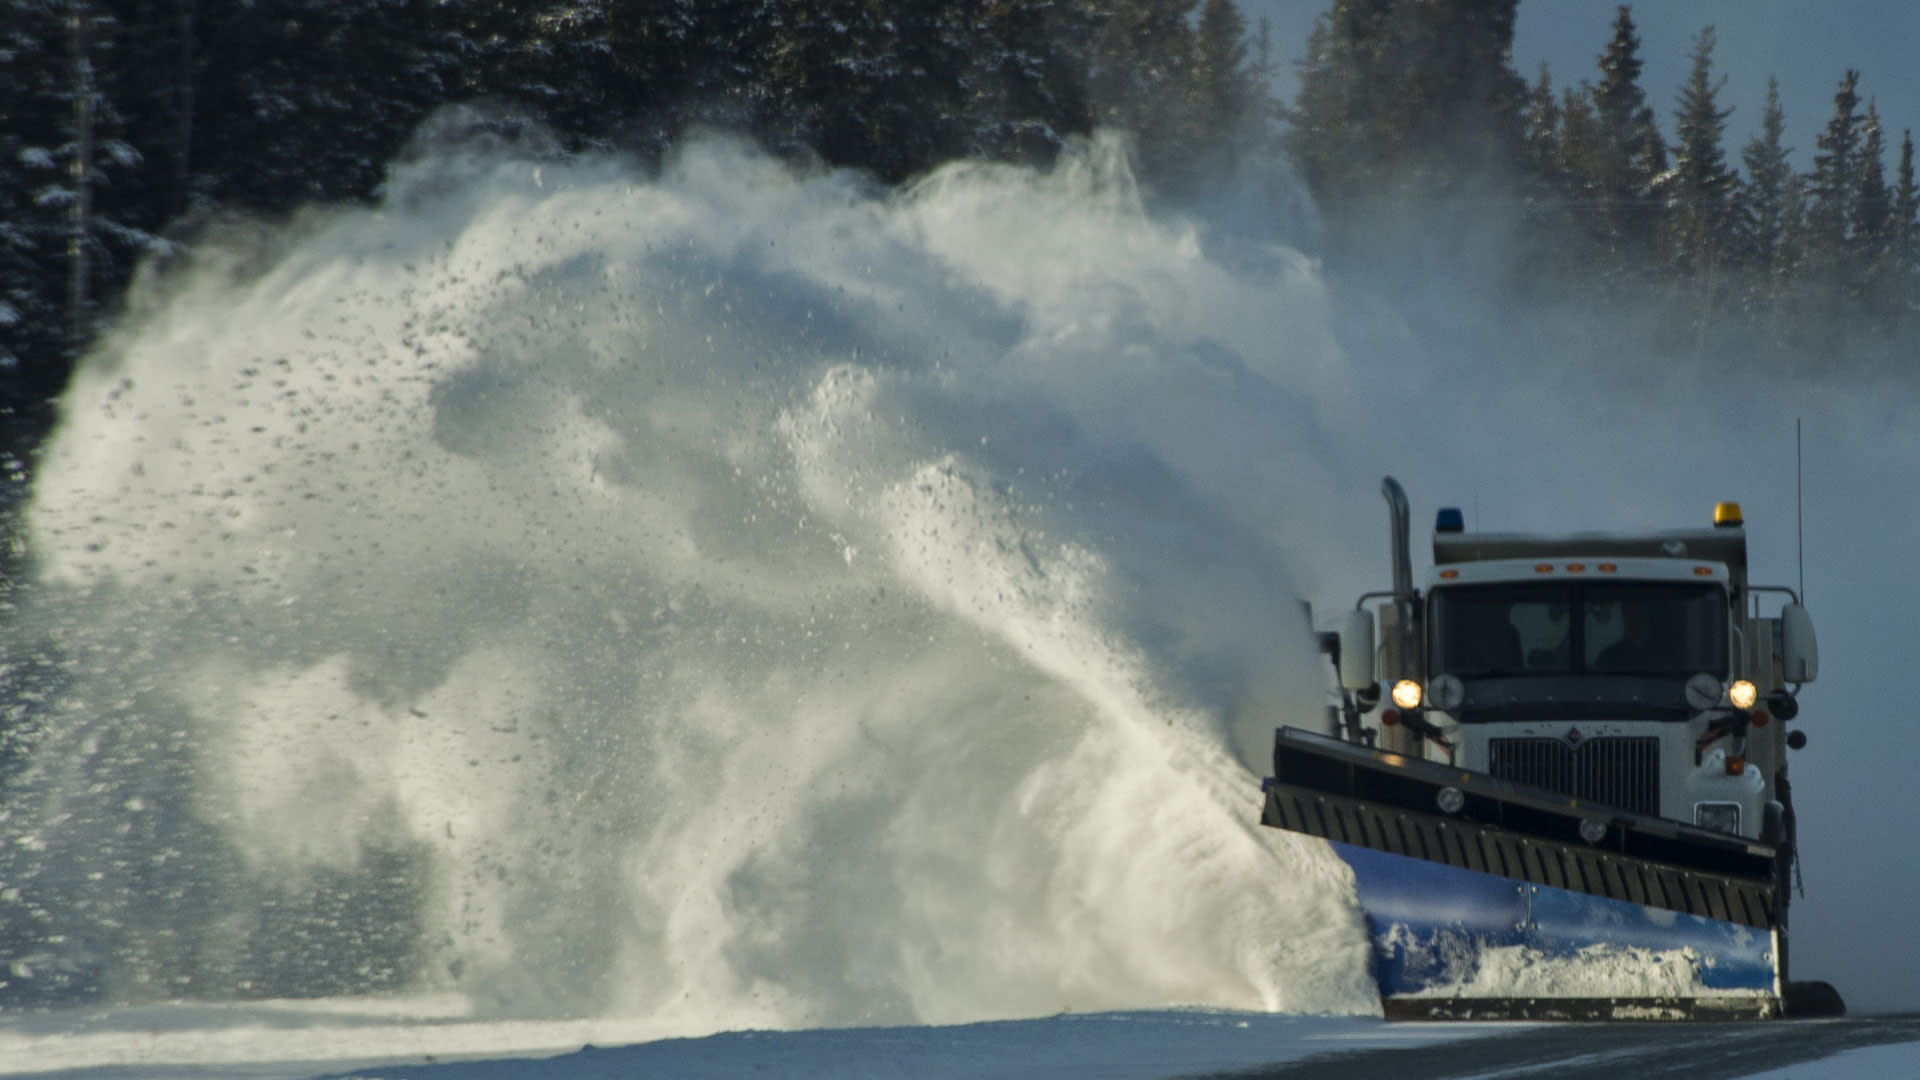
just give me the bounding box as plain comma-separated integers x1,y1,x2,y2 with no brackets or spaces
1391,679,1423,709
1694,802,1741,835
1728,679,1758,710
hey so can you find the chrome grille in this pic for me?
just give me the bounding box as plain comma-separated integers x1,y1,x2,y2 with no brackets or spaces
1487,736,1661,816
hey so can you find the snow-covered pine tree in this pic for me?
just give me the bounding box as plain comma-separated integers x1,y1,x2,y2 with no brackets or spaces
1852,104,1894,324
1287,0,1396,204
0,0,144,401
1589,5,1667,267
1665,27,1741,282
1191,0,1248,153
1555,82,1601,190
1803,69,1864,283
1290,0,1525,212
1894,131,1920,321
1741,76,1794,284
1,0,73,389
1087,0,1201,189
754,0,977,182
866,5,976,179
192,0,468,212
1388,0,1526,193
963,0,1099,166
1524,63,1561,178
95,0,198,227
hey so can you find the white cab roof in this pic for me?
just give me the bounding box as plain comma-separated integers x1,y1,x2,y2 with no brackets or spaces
1426,556,1730,587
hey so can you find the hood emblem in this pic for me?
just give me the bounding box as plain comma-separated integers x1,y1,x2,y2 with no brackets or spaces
1563,726,1584,746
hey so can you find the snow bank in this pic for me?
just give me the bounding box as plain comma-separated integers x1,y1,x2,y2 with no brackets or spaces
0,1001,1490,1080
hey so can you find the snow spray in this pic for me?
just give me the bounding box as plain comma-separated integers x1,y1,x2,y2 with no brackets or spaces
0,130,1377,1027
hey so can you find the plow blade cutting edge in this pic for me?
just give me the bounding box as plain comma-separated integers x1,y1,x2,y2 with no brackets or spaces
1260,727,1787,1020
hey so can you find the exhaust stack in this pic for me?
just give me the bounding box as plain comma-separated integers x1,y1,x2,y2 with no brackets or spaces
1382,476,1415,675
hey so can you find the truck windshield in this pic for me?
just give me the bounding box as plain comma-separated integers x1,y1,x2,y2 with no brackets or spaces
1429,581,1728,678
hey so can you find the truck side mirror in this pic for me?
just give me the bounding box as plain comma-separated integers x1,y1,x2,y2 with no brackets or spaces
1781,602,1819,683
1338,608,1377,691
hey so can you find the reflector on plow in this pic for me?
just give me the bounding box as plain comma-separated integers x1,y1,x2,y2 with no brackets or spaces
1261,727,1785,1020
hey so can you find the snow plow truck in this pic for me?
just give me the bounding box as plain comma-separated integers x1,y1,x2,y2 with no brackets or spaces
1261,478,1843,1020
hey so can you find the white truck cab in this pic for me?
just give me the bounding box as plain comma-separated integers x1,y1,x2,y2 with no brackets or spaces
1336,494,1817,843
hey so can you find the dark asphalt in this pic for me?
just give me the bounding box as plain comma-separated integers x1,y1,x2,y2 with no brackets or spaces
1185,1014,1920,1080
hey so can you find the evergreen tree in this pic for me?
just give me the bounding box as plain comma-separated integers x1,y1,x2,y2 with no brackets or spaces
1741,76,1793,280
1852,104,1894,322
1665,27,1740,280
1,0,74,392
857,5,977,179
89,1,193,228
191,0,470,212
1768,170,1815,342
0,0,146,403
1288,0,1397,202
1894,130,1920,315
1088,0,1202,188
962,0,1099,165
1192,0,1267,165
1555,82,1601,191
1804,70,1864,275
1778,172,1812,278
1289,0,1526,210
1194,0,1249,117
1588,6,1668,264
1854,106,1891,245
506,2,638,152
756,0,979,182
1524,63,1560,177
1386,0,1527,190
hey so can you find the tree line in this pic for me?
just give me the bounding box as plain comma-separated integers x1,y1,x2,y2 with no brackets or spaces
0,0,1273,442
6,0,1917,459
1294,2,1920,357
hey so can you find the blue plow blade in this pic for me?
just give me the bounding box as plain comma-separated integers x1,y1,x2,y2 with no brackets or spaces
1258,727,1790,1018
1334,840,1780,1019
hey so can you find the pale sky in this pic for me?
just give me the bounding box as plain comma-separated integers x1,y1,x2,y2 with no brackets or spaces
1243,0,1920,170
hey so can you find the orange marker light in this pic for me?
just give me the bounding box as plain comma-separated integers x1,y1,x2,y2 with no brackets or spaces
1598,563,1618,573
1440,569,1459,579
1534,563,1554,573
1724,754,1747,776
1566,563,1586,572
1694,566,1714,577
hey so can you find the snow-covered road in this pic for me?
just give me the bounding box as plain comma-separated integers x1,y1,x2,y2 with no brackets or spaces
2,1002,1917,1080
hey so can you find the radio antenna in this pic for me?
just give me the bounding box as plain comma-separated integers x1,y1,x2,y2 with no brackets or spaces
1796,417,1805,604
